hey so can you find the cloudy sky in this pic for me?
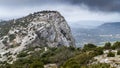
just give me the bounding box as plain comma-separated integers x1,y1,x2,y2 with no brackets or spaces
0,0,120,27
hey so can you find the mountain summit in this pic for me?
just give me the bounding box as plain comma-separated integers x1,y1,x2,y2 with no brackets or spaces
0,11,75,62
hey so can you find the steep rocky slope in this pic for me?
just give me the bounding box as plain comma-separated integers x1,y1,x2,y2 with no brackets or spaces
0,11,75,63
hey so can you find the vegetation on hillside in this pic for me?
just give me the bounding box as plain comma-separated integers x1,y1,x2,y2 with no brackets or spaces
1,41,120,68
107,51,115,57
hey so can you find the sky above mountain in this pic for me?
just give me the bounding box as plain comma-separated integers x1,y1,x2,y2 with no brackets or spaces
0,0,120,26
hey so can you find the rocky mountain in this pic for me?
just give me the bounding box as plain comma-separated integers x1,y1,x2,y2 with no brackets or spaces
0,11,75,63
72,22,120,47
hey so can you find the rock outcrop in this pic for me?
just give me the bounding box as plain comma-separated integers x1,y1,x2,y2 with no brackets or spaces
0,11,75,62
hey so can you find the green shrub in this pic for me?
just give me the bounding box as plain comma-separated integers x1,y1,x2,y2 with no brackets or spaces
17,52,28,57
2,40,7,45
104,42,111,49
2,37,8,45
62,52,96,68
9,34,16,41
94,47,103,55
117,50,120,55
112,41,120,49
83,43,97,51
30,61,44,68
40,46,78,65
68,46,76,51
87,63,110,68
107,52,115,57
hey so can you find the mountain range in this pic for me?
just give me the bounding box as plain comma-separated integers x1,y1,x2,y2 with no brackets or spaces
72,22,120,47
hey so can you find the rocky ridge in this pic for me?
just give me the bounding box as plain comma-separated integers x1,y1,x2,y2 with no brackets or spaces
0,11,75,63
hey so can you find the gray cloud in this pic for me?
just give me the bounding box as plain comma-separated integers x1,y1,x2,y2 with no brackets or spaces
0,0,63,7
0,0,120,12
68,0,120,12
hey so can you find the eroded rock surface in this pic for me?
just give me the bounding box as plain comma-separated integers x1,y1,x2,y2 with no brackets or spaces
0,11,75,63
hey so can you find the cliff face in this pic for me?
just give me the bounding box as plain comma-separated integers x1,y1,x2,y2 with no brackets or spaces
0,11,75,62
28,11,75,47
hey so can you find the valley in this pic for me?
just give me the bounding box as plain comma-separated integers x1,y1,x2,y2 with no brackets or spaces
72,22,120,47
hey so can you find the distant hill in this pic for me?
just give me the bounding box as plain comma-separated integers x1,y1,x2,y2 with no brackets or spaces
99,22,120,28
72,22,120,47
97,22,120,34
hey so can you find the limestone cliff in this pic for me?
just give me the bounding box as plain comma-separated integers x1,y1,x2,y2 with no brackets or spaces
0,11,75,62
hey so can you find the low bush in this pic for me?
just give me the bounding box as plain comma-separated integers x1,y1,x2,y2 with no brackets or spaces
17,52,28,57
117,50,120,55
107,52,115,57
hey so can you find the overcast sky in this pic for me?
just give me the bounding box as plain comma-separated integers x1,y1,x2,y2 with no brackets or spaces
0,0,120,26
